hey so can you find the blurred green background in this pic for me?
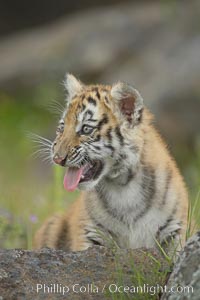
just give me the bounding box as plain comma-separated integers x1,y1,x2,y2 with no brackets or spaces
0,0,199,249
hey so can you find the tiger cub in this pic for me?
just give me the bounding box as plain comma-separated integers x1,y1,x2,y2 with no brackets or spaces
34,74,188,252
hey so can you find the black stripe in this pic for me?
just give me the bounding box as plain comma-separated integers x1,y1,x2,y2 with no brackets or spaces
106,127,112,142
124,168,134,185
104,144,115,153
93,134,101,142
88,97,96,106
133,166,156,223
85,219,115,245
97,114,108,130
92,87,100,100
159,217,173,233
85,109,94,118
141,166,156,200
161,228,181,247
104,96,109,106
82,104,86,111
55,220,70,250
88,119,98,123
92,162,104,180
91,145,101,151
70,150,82,163
70,154,84,165
87,236,102,246
115,126,124,146
137,107,144,123
158,205,178,233
96,90,100,100
95,184,126,224
82,109,94,124
71,151,79,161
160,168,172,208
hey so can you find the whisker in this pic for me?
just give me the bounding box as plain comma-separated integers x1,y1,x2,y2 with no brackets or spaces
27,132,53,162
42,155,53,162
31,149,52,159
31,144,52,150
46,99,65,115
32,148,51,155
41,158,53,165
31,141,52,148
27,133,53,145
50,99,65,110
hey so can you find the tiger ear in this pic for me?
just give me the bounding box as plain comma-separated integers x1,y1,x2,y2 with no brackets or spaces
111,82,144,125
64,73,83,100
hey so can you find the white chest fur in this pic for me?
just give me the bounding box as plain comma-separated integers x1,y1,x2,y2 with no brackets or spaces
88,167,176,249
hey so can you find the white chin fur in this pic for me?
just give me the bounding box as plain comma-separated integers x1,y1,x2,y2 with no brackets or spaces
78,179,99,191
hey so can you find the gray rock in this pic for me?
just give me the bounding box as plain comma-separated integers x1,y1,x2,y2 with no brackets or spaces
161,232,200,300
0,247,167,300
0,234,199,299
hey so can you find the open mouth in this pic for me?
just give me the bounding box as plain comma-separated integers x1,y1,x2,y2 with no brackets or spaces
63,160,103,192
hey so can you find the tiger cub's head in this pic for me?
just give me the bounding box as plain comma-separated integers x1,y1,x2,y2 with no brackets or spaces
52,74,144,191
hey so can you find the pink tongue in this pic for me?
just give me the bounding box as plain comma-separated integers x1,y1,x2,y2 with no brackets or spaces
63,167,83,191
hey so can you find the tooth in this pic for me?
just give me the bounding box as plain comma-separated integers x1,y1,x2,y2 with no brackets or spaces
81,175,85,179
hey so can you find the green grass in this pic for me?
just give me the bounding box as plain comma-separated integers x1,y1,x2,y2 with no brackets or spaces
186,190,200,240
103,246,173,300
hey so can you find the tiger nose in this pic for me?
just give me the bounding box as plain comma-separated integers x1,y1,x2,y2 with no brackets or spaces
53,154,67,166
